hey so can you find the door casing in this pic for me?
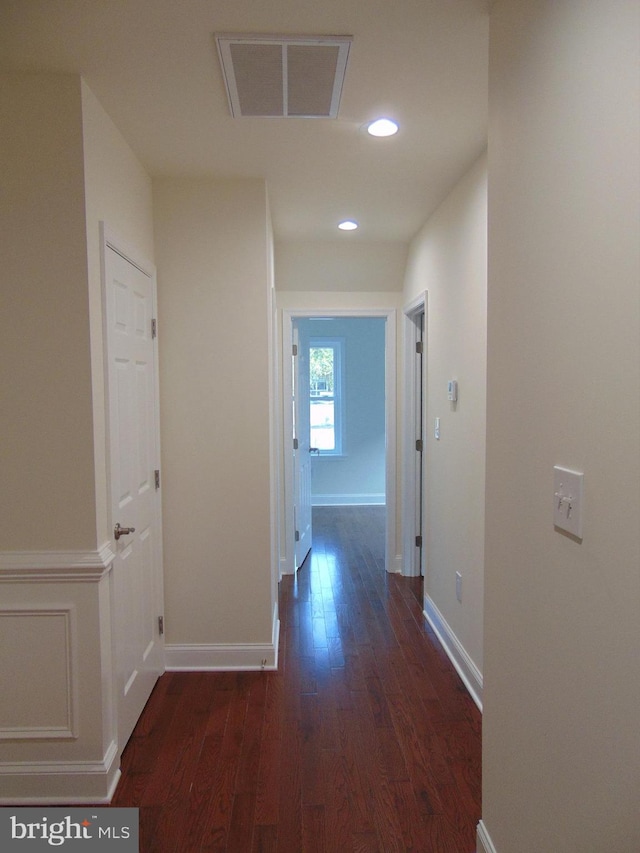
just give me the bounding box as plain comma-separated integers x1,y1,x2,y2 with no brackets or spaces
403,292,428,578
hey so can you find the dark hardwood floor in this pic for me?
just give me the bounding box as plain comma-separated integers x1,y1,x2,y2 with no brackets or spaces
111,506,481,851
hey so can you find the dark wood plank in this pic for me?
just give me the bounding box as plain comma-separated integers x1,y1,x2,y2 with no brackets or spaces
105,506,480,852
254,673,283,827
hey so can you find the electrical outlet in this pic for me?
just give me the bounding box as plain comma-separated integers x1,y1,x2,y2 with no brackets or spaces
456,571,462,603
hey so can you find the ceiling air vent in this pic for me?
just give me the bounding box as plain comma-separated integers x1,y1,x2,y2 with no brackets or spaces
215,34,352,118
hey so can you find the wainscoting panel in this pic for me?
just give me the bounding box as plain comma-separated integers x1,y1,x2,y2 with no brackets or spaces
0,606,78,740
0,548,118,803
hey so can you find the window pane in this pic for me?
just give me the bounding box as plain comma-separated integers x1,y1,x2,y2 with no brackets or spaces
311,399,335,450
310,346,335,449
309,340,342,454
310,347,334,396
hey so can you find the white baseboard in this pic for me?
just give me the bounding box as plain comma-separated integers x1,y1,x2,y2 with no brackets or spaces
423,594,483,711
477,820,498,853
312,494,385,506
280,557,292,577
387,553,403,574
165,610,280,672
166,642,279,671
0,741,120,805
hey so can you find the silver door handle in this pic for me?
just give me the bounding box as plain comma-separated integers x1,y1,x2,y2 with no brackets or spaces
114,523,136,541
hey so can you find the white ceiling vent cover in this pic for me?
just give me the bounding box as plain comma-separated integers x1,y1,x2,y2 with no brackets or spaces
215,34,352,118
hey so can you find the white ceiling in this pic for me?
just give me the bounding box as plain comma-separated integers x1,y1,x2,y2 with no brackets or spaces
0,0,489,243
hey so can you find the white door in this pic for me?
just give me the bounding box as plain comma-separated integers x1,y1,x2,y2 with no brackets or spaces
292,322,312,568
104,235,164,749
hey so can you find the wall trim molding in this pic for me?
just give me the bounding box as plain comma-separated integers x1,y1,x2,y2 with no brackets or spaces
312,494,385,506
0,545,115,582
423,593,483,711
477,820,498,853
0,741,120,805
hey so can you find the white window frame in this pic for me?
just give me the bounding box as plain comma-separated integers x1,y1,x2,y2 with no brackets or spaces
309,337,344,456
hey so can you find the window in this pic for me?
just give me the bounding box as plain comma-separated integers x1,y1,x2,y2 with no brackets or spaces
309,338,344,455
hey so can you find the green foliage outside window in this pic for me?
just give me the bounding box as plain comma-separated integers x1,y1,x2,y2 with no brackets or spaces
310,347,334,393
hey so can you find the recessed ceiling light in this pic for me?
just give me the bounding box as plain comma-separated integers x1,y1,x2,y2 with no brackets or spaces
338,220,358,231
367,118,399,137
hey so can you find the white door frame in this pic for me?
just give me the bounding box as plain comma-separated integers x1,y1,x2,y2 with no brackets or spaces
281,308,398,575
403,292,428,578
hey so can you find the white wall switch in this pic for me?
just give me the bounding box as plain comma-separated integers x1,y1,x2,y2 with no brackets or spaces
553,466,584,539
434,417,440,440
456,571,462,602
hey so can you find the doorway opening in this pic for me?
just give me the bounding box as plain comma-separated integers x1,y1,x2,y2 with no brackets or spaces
281,309,398,577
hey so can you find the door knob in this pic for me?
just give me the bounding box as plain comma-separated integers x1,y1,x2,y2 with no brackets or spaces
114,523,136,541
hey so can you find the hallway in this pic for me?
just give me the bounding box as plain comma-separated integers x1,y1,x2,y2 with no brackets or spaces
111,507,481,851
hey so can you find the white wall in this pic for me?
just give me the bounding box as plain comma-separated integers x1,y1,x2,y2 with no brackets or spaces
0,75,155,553
403,153,487,680
276,240,407,292
481,2,640,851
81,79,156,546
0,73,95,551
0,73,156,802
153,178,277,657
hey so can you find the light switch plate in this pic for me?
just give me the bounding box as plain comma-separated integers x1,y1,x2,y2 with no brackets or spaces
553,466,584,539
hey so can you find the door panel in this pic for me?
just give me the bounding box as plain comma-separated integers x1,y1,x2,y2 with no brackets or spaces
105,241,163,749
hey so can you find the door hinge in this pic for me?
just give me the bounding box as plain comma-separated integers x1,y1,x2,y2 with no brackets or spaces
151,318,157,339
158,616,164,636
416,341,423,354
155,469,160,490
292,343,298,356
415,535,423,548
416,439,423,452
293,437,299,450
295,530,300,542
